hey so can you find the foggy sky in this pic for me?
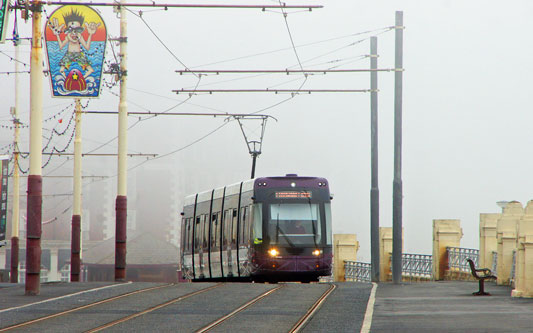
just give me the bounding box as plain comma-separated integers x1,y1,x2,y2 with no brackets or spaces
1,1,533,261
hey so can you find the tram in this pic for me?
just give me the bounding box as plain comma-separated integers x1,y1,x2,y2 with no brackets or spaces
180,174,333,282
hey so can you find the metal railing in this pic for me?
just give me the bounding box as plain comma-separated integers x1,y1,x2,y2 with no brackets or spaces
491,251,498,276
344,261,372,282
447,247,479,273
401,253,433,279
510,250,516,287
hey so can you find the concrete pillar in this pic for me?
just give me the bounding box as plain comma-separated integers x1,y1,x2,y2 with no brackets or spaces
333,234,359,282
496,201,523,285
479,213,500,268
49,248,59,282
0,247,6,269
379,227,393,281
512,201,533,297
433,219,463,280
519,232,533,297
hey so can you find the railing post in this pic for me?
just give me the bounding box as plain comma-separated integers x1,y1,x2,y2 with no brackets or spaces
496,201,522,285
432,220,462,280
333,234,359,282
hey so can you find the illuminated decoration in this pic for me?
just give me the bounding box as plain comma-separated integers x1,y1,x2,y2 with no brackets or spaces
275,191,312,199
0,156,8,246
44,5,107,98
0,0,9,43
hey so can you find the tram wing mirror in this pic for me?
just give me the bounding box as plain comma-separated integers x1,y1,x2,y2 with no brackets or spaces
330,193,334,200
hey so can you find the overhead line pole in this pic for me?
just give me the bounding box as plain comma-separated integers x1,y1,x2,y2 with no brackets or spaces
392,11,404,285
370,36,380,283
10,35,21,283
115,0,128,282
70,99,82,282
26,0,44,295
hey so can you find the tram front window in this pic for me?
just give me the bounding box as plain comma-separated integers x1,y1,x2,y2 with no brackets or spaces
268,203,322,245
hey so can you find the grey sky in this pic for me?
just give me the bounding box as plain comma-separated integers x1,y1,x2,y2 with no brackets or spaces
1,1,533,261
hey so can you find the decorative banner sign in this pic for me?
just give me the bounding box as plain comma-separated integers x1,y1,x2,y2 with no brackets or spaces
0,156,8,246
0,0,9,43
45,5,107,98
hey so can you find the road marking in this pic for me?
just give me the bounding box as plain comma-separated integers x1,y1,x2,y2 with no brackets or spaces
0,282,132,314
361,282,377,333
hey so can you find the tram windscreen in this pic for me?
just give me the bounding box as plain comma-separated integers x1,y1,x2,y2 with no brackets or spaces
268,203,322,245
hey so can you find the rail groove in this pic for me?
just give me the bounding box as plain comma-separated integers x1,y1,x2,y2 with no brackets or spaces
289,283,336,333
196,285,284,333
88,283,223,332
0,283,174,332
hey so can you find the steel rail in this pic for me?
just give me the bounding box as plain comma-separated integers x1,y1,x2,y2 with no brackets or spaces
88,283,223,332
195,285,284,332
289,283,336,332
0,283,174,332
43,2,323,9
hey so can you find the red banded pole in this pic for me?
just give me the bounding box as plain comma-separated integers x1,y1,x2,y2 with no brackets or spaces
10,237,19,283
26,0,44,295
115,0,128,281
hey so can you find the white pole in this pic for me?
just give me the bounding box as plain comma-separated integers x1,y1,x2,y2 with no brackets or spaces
115,0,128,281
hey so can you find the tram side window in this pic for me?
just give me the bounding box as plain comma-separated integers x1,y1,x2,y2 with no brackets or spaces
240,206,248,245
203,215,209,248
216,212,222,248
223,210,230,246
252,203,263,244
211,213,218,248
187,218,193,251
325,203,332,245
182,219,189,252
232,209,238,245
195,216,201,250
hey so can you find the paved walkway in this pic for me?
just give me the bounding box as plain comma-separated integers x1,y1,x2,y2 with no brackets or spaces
371,281,533,332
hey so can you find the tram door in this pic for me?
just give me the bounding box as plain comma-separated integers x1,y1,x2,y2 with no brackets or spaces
221,210,230,277
195,216,206,279
238,206,250,276
210,212,222,278
229,208,238,277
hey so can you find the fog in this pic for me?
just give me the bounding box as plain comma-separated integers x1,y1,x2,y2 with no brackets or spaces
1,1,533,261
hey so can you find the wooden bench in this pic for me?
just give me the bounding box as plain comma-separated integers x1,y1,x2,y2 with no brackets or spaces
467,259,497,296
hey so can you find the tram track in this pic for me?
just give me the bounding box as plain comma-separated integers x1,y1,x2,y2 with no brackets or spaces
196,284,285,333
0,283,221,332
289,283,336,332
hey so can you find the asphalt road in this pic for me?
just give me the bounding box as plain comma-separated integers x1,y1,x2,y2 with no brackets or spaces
0,281,372,332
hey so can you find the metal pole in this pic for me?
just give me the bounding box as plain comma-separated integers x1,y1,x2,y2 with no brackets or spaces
71,99,82,282
392,11,404,284
115,0,128,281
370,36,380,282
10,37,21,283
250,153,257,179
26,0,44,295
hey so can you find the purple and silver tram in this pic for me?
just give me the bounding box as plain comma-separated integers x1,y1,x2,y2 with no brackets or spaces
180,174,333,282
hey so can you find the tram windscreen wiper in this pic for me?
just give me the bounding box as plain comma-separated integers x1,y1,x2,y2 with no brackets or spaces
276,224,295,247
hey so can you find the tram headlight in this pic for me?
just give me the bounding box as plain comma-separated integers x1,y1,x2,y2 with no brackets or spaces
268,248,279,257
312,249,322,256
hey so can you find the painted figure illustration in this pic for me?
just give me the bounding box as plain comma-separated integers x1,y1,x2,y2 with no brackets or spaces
45,5,106,98
49,9,100,79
